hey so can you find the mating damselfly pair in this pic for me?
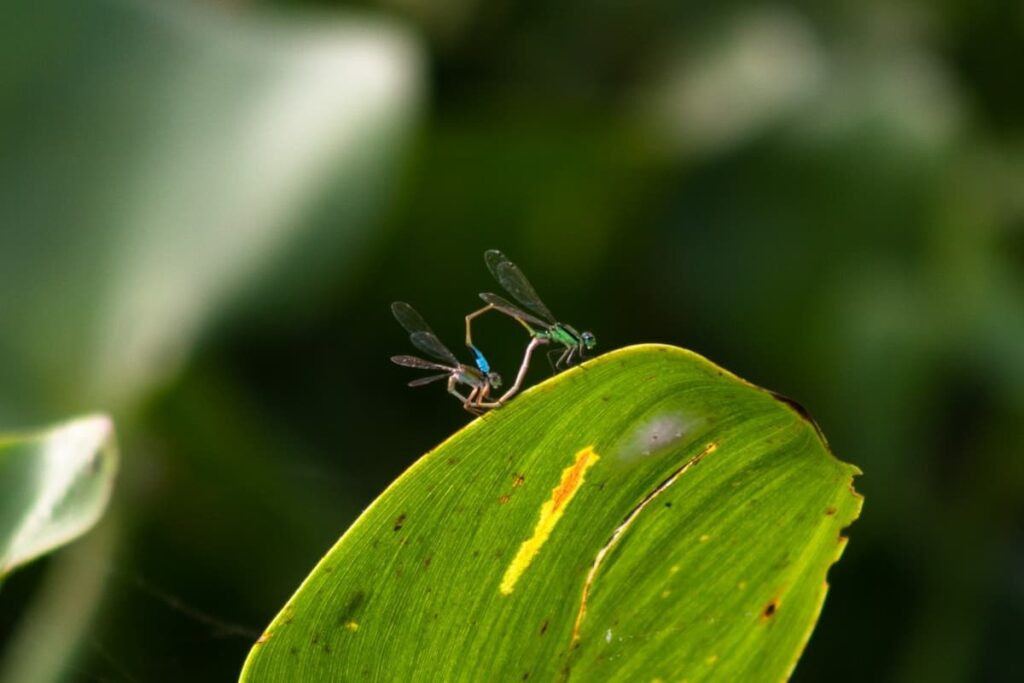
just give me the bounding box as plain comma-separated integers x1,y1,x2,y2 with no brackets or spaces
391,250,597,414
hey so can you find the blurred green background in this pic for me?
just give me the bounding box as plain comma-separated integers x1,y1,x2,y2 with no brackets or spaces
1,0,1022,681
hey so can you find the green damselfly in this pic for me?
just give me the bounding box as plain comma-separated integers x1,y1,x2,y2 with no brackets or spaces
466,250,596,371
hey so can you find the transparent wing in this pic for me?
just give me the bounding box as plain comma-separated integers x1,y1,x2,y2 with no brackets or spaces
484,250,556,324
479,292,550,328
391,301,435,336
391,301,461,365
391,355,453,371
409,331,460,366
408,373,451,387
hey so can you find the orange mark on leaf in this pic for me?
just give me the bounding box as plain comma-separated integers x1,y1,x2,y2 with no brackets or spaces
551,450,595,512
499,446,600,595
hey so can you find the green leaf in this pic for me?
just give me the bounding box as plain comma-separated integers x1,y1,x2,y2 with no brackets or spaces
241,345,861,681
0,415,117,579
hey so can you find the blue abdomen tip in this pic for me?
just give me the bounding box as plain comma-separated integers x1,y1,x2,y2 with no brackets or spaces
470,345,490,373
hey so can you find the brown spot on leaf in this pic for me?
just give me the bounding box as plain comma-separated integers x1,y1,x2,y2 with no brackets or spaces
762,599,779,620
338,592,367,627
499,494,511,504
513,474,525,487
540,620,549,636
393,513,407,531
825,507,837,516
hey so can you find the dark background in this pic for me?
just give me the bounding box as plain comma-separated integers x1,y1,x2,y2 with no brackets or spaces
1,0,1022,681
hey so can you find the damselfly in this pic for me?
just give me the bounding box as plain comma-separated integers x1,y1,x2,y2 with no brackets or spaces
466,250,596,370
391,301,503,414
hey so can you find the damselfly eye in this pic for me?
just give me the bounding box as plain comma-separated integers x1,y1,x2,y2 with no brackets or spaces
582,331,596,350
489,372,503,388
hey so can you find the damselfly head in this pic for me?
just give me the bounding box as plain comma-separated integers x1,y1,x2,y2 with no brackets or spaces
488,371,503,389
581,331,597,350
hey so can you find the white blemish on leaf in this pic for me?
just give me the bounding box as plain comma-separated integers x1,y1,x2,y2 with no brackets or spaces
618,413,703,461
